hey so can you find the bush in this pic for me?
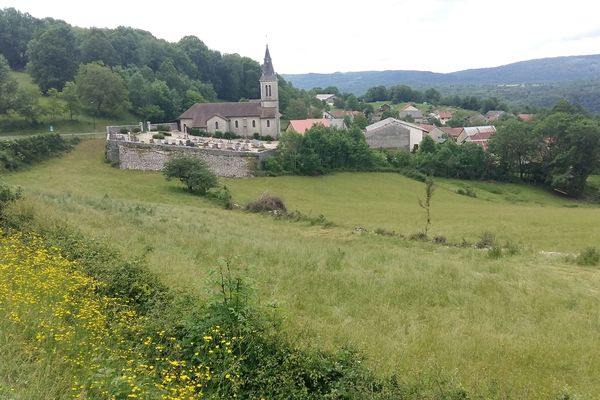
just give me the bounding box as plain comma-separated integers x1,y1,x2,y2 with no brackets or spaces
162,155,218,195
457,186,477,198
162,131,172,136
208,186,233,209
261,156,283,174
152,133,165,140
0,134,77,172
400,168,427,182
213,131,223,138
245,193,287,213
190,128,203,137
223,131,237,140
488,246,503,259
119,127,129,134
132,127,141,133
0,181,21,220
409,232,429,241
156,124,171,132
262,135,273,142
253,132,260,140
576,247,600,266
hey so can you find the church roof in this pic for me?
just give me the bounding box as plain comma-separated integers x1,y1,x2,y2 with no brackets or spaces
179,101,276,128
260,45,276,80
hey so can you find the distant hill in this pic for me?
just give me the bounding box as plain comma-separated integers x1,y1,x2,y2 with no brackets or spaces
283,54,600,95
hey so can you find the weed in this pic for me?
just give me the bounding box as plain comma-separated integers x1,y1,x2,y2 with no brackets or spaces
476,231,496,248
457,186,477,198
576,247,600,266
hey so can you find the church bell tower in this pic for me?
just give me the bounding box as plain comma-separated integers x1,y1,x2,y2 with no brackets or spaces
260,45,280,135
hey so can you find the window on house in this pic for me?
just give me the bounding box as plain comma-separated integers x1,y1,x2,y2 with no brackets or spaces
215,121,219,130
252,120,256,128
235,120,238,128
267,120,270,128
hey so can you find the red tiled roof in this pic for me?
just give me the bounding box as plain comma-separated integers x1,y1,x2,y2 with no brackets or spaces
437,111,452,119
287,119,330,134
465,131,494,150
439,126,463,138
418,124,435,132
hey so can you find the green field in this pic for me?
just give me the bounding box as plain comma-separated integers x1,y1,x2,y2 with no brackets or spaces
4,139,600,398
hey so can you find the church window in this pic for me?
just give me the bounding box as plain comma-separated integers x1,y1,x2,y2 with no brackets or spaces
235,120,239,128
252,120,256,128
267,120,271,128
268,85,272,97
215,121,219,130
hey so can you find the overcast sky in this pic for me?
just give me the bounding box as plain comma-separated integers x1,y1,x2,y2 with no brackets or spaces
3,0,600,74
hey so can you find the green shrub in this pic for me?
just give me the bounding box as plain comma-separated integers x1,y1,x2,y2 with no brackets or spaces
119,127,129,134
488,246,503,259
457,186,477,198
261,156,283,174
375,227,396,236
156,124,171,132
576,247,600,266
0,134,77,172
213,131,223,138
400,168,427,182
190,128,203,137
152,133,165,140
223,131,237,140
132,127,141,133
162,131,172,137
253,132,260,140
163,155,218,195
208,186,233,209
0,181,21,221
262,135,273,142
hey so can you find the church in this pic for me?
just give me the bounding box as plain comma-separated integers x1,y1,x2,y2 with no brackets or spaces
178,46,281,138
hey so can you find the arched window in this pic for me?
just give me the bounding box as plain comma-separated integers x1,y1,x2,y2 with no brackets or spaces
252,120,256,128
268,85,272,97
235,120,239,128
267,120,270,128
215,121,219,130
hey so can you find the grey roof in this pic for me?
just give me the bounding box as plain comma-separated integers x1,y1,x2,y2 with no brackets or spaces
179,101,276,128
366,117,428,133
260,45,276,80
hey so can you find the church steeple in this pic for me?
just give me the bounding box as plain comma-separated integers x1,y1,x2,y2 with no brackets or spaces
261,45,275,80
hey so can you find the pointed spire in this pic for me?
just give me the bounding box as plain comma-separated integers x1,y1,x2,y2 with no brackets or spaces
261,44,275,79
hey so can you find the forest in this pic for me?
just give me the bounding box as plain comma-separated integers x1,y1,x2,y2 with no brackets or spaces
0,7,325,124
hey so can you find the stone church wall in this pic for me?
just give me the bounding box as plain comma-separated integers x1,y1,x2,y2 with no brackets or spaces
106,140,276,178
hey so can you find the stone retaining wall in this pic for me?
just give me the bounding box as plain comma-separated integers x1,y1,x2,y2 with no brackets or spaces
105,140,276,177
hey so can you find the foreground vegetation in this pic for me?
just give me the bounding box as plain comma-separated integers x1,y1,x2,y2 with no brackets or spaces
2,139,600,399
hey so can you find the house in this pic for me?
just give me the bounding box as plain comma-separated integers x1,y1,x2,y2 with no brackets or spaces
365,118,428,151
456,125,496,145
464,130,494,150
398,104,424,122
434,110,453,125
286,118,330,134
179,46,280,138
484,110,507,122
324,110,361,120
467,113,487,125
316,94,336,106
427,126,463,143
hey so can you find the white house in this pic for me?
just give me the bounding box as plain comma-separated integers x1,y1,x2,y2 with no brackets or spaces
316,94,336,106
365,118,428,151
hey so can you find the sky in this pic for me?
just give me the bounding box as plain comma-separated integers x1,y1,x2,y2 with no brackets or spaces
3,0,600,74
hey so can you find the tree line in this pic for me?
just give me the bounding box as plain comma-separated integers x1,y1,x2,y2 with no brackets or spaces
0,7,319,124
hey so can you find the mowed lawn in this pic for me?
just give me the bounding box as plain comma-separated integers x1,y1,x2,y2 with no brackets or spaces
5,139,600,399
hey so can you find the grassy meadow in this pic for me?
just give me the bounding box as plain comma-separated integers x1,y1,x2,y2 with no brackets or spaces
4,139,600,398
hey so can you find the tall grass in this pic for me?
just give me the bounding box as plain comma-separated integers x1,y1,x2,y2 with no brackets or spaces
4,139,600,398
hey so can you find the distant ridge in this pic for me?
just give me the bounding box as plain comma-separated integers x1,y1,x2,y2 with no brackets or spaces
283,54,600,95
